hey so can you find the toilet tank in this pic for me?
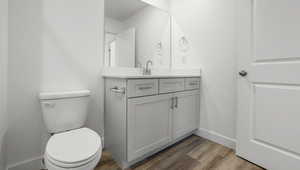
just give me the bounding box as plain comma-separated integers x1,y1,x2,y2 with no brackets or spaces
39,90,91,133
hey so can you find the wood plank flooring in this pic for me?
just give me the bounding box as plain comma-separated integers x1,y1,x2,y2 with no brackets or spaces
95,135,265,170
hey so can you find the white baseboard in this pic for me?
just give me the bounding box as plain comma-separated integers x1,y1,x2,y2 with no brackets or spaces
7,156,43,170
195,128,236,149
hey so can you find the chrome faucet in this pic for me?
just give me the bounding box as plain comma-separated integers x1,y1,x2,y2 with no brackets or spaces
143,60,153,75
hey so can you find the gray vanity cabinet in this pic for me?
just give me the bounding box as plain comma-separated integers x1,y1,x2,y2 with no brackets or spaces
127,94,173,161
104,77,200,168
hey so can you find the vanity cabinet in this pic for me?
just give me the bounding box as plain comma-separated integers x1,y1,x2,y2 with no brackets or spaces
104,76,200,168
127,94,173,161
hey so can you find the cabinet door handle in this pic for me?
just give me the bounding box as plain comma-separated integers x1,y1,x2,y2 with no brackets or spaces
175,97,178,108
171,97,174,109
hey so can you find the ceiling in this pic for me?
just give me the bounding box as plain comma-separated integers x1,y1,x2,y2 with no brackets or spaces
105,0,148,21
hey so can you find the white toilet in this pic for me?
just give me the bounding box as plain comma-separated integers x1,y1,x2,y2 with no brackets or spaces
39,90,102,170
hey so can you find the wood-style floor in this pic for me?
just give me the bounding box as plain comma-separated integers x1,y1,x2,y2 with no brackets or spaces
95,135,265,170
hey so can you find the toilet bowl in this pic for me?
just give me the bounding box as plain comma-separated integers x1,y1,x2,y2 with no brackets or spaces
44,128,102,170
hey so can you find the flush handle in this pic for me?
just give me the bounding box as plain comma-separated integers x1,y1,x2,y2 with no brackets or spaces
111,87,126,94
44,102,56,108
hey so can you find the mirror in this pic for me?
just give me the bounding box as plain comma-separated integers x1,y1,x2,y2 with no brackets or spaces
104,0,171,68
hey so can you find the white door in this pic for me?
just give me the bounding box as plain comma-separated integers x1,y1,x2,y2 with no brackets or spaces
236,0,300,169
115,28,135,67
173,91,199,140
127,94,172,161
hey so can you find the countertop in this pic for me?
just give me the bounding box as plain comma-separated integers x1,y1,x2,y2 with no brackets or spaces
102,68,201,79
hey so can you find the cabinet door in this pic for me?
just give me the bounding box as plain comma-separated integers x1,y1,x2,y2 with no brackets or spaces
173,90,200,140
127,94,173,161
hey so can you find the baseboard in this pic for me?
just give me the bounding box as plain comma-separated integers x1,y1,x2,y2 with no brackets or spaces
195,128,236,149
7,156,43,170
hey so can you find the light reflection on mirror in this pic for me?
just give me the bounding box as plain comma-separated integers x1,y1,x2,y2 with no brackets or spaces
104,0,171,69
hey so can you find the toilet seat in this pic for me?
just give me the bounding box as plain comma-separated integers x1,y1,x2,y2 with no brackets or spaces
46,149,101,168
45,128,102,168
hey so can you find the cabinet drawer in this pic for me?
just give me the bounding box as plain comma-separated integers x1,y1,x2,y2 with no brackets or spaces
127,79,158,98
185,78,200,90
159,79,185,94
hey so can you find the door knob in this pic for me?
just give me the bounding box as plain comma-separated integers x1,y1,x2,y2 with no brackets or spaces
239,70,248,77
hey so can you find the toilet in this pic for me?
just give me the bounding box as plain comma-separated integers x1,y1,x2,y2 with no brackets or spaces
39,90,102,170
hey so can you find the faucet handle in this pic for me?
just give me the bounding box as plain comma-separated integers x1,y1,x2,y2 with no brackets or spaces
144,60,153,75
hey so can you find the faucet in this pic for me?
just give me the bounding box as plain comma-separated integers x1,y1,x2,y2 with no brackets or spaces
143,60,153,75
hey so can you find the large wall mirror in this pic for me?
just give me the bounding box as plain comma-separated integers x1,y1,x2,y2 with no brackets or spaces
104,0,171,68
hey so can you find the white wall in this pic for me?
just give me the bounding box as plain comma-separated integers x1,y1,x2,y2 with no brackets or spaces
0,0,8,169
170,0,237,144
7,0,104,169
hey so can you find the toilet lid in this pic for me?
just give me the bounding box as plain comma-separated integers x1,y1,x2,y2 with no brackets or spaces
46,128,101,164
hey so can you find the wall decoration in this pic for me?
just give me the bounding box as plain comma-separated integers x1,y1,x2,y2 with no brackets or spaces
178,36,190,64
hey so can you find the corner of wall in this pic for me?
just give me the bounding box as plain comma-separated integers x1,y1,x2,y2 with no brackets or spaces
195,128,236,149
141,0,170,12
0,0,8,168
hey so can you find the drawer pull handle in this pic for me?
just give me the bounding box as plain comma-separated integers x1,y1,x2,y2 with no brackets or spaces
189,82,198,86
164,82,181,85
138,86,152,90
111,87,126,94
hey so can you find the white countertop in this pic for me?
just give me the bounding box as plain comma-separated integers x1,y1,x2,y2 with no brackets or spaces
102,67,201,79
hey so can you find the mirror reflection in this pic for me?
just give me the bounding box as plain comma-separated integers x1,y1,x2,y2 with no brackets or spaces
104,0,171,68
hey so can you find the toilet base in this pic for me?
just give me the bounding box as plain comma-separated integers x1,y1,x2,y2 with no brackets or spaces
45,153,101,170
